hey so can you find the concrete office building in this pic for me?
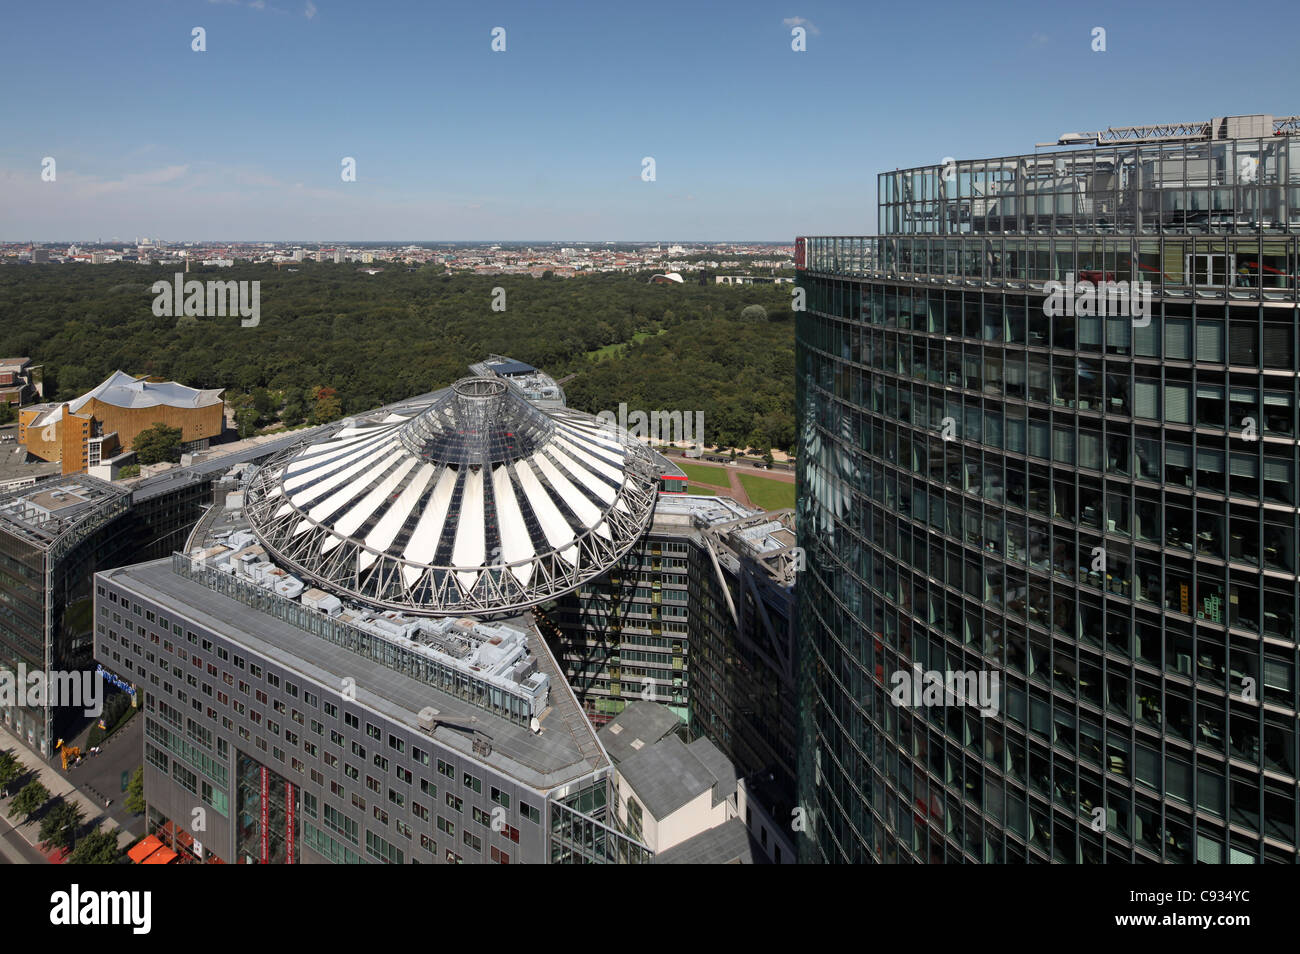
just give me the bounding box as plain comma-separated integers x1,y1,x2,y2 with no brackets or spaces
599,701,795,863
546,495,799,818
796,113,1300,863
97,555,641,864
0,468,225,757
95,370,671,863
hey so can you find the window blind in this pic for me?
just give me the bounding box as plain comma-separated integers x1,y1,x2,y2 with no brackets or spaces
1165,319,1192,359
1134,380,1160,419
1197,449,1225,474
1229,454,1258,477
1165,383,1190,424
1078,432,1101,470
1196,321,1224,362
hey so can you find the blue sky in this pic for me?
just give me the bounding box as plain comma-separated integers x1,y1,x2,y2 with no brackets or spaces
2,0,1297,241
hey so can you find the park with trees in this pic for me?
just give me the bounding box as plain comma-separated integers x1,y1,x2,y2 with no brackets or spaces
0,263,796,455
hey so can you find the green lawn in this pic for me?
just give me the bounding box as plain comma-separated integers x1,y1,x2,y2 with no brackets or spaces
586,328,665,362
676,461,731,486
738,473,796,511
680,484,720,496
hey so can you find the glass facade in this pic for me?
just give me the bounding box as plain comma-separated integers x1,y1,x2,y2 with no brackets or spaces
549,533,692,724
0,484,133,755
797,121,1300,864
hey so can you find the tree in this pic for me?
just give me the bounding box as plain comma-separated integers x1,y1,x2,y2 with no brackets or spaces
0,751,26,792
39,798,84,850
311,386,343,425
251,386,274,418
132,423,183,464
0,402,13,425
8,779,50,821
125,767,146,815
235,407,259,439
69,825,124,865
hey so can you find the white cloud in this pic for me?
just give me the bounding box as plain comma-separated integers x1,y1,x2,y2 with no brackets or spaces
783,16,820,36
304,0,317,19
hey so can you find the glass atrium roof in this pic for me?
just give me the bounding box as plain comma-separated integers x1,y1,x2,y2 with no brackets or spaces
242,377,660,616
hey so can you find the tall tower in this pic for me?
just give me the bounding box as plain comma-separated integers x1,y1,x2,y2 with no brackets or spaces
796,114,1300,864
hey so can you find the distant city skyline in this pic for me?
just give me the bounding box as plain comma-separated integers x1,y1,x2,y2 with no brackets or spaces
3,0,1298,240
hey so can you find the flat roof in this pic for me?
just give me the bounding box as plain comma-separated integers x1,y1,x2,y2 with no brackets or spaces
0,445,61,485
0,473,129,547
103,558,608,792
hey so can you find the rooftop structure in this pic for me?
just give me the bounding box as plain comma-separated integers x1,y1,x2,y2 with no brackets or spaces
469,355,567,407
243,376,661,616
0,474,130,550
597,701,785,862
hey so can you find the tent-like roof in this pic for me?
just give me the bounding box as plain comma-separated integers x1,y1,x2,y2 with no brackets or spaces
70,370,223,413
242,377,660,616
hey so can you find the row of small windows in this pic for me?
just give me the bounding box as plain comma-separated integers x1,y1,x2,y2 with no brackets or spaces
803,282,1298,371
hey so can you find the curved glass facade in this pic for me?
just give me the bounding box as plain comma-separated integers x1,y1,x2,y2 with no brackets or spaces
797,120,1300,864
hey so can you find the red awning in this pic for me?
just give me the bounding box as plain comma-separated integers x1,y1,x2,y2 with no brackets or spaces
142,845,178,865
128,835,164,864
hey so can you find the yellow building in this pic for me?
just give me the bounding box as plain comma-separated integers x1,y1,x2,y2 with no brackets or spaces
19,371,224,474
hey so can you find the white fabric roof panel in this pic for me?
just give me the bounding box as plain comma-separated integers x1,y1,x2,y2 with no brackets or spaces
244,374,659,615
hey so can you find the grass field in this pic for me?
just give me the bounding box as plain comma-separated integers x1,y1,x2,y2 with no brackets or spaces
586,328,665,362
676,461,731,485
738,473,796,511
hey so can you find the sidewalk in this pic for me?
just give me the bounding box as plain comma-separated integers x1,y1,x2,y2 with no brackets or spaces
0,722,136,858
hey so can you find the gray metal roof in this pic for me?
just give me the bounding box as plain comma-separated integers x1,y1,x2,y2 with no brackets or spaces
687,737,738,808
616,733,719,821
653,817,763,865
70,370,223,412
104,558,608,791
597,700,681,765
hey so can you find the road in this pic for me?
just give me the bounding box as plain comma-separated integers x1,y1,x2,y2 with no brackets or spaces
63,714,146,839
0,813,47,864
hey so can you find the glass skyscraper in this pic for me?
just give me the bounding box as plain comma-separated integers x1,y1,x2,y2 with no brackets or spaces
796,113,1300,863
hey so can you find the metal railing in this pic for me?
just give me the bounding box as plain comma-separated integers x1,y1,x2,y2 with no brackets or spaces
799,234,1300,302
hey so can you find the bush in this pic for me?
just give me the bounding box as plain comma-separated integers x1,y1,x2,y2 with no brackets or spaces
125,767,145,815
87,690,135,747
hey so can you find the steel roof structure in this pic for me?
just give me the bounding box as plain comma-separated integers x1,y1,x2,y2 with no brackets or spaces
243,376,660,616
